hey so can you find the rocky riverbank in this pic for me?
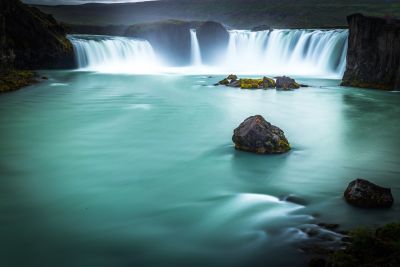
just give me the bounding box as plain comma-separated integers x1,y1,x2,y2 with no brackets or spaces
0,0,74,92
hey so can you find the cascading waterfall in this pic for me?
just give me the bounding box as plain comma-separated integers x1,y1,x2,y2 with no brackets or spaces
69,29,348,77
190,29,202,66
69,35,160,73
224,29,348,77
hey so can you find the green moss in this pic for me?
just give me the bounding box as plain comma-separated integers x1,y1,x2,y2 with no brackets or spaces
341,80,393,90
0,70,37,93
329,223,400,267
240,78,263,89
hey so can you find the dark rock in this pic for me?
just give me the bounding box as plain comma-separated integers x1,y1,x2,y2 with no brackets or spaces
232,115,291,154
251,25,271,32
308,257,327,267
229,80,240,88
218,78,230,85
0,0,74,70
341,14,400,90
0,70,37,93
344,179,394,208
318,223,340,230
66,24,128,36
125,20,192,66
283,194,308,206
197,21,229,65
263,76,276,88
276,76,300,89
227,74,238,81
300,84,309,87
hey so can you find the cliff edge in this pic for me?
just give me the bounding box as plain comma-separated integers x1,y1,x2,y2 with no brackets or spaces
341,14,400,90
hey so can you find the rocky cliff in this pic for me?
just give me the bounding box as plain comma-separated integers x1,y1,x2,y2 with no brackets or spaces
341,14,400,90
125,20,194,66
0,0,74,71
197,21,229,65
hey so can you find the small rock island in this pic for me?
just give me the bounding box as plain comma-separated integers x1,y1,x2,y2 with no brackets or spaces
232,115,291,154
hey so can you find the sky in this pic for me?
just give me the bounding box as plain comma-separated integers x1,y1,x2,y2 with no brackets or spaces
22,0,155,5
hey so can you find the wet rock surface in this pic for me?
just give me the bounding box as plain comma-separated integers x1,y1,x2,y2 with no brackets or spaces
344,179,394,209
341,14,400,90
232,115,291,154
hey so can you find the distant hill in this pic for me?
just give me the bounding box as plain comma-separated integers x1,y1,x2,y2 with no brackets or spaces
33,0,400,29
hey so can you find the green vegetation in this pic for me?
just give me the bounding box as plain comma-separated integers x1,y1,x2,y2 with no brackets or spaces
0,70,36,93
329,223,400,267
240,78,264,89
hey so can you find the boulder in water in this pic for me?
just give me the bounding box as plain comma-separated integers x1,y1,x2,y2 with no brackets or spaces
232,115,291,154
263,77,276,88
227,74,238,81
239,78,264,89
344,179,394,208
276,76,300,89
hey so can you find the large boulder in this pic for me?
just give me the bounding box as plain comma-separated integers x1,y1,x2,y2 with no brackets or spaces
232,115,291,154
344,179,394,209
196,21,229,65
0,0,74,70
341,14,400,90
275,76,300,89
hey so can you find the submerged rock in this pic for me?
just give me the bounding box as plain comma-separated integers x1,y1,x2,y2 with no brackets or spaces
232,115,291,154
276,76,300,89
344,179,394,208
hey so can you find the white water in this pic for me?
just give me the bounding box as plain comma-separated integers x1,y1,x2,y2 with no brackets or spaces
69,35,160,73
190,29,202,66
69,29,348,78
224,30,348,77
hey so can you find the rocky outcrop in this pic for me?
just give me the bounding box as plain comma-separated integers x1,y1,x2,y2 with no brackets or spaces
216,75,277,89
125,20,192,66
275,76,300,89
196,21,229,65
344,179,394,209
341,14,400,90
251,25,271,32
232,115,291,154
66,24,128,37
0,0,74,70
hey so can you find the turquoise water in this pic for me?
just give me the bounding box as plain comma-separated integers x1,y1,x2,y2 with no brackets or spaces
1,71,399,267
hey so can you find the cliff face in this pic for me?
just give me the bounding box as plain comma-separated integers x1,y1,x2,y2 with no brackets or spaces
197,21,229,65
341,14,400,90
0,0,74,71
125,20,193,66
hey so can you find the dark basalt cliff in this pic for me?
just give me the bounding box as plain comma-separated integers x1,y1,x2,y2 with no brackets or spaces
125,20,193,66
197,21,229,65
0,0,74,71
341,14,400,90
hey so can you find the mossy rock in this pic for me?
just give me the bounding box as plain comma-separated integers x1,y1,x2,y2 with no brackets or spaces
0,70,37,92
329,223,400,267
239,78,264,89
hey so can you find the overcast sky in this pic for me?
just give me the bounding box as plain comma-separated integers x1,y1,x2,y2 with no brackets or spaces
22,0,155,5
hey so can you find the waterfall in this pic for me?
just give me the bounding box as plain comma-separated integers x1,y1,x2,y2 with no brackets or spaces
190,29,202,66
68,35,160,73
68,29,348,77
224,29,348,77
